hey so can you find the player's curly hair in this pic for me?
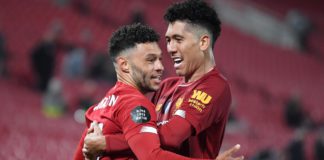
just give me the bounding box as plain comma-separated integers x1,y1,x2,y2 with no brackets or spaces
164,0,221,46
109,23,160,61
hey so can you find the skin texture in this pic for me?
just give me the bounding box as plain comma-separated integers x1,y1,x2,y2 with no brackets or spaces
82,122,105,159
113,42,163,94
165,21,215,83
127,43,164,93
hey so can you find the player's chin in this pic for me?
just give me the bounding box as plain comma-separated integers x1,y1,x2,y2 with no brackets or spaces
149,80,160,91
175,70,185,77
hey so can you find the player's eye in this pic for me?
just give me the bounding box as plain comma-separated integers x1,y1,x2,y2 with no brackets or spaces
174,37,183,43
166,37,171,43
146,57,155,63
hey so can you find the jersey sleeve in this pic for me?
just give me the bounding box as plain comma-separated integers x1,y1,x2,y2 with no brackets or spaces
117,98,158,141
127,132,209,160
73,128,87,160
158,116,193,149
104,134,129,153
177,80,231,135
116,97,209,160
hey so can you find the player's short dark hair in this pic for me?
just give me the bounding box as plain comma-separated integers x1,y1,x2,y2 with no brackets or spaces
164,0,221,46
108,23,160,61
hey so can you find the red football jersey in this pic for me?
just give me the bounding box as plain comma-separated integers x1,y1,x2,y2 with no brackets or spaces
75,81,156,160
152,67,231,158
74,81,210,160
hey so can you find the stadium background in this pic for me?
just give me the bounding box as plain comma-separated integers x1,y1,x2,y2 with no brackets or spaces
0,0,323,159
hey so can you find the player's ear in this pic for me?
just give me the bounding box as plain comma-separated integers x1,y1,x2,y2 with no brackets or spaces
199,34,210,51
116,56,130,73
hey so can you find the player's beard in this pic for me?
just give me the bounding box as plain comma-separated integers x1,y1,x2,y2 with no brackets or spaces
129,62,155,94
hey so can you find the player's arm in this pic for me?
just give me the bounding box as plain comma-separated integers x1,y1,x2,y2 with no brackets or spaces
83,121,190,153
129,133,243,160
128,130,206,160
120,103,207,160
73,128,88,160
81,115,192,153
158,81,231,149
83,132,129,154
104,134,129,152
158,115,193,149
83,123,244,160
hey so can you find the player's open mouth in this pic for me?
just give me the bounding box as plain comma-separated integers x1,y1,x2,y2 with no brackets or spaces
152,75,162,83
173,57,183,68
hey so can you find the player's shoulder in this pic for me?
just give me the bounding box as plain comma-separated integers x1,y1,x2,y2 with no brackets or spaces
113,82,151,103
194,69,230,95
203,69,229,86
122,92,152,105
119,88,154,108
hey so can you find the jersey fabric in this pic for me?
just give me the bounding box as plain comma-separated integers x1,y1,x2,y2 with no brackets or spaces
73,81,210,160
152,67,231,158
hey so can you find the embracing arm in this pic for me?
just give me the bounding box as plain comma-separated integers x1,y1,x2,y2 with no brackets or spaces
83,123,244,160
127,132,204,160
73,128,87,160
100,111,194,151
158,115,193,149
83,115,192,153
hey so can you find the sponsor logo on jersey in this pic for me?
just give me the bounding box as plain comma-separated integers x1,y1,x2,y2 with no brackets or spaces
191,90,212,104
131,106,151,123
188,90,213,112
93,95,119,111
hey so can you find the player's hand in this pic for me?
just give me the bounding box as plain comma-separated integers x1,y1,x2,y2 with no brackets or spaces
215,144,244,160
83,122,106,159
87,121,97,134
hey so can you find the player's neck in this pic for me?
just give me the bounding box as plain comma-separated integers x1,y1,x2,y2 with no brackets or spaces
186,54,215,83
117,72,145,94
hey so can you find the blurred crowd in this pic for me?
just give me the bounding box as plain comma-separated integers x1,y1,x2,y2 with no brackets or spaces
0,0,323,159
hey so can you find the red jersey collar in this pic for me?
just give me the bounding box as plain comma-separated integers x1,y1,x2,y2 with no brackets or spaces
179,66,219,87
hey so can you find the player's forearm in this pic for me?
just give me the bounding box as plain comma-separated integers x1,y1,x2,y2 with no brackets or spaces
158,116,193,148
128,133,209,160
73,129,87,160
73,142,85,160
105,134,129,152
82,133,129,155
103,118,192,152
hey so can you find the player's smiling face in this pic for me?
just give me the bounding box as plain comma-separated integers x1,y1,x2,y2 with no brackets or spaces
128,42,164,93
165,21,204,79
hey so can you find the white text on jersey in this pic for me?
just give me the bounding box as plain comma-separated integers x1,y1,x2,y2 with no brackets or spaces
93,95,119,110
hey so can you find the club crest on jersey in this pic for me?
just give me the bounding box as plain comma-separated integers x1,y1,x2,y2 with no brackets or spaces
175,98,183,109
155,104,162,112
131,106,151,123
